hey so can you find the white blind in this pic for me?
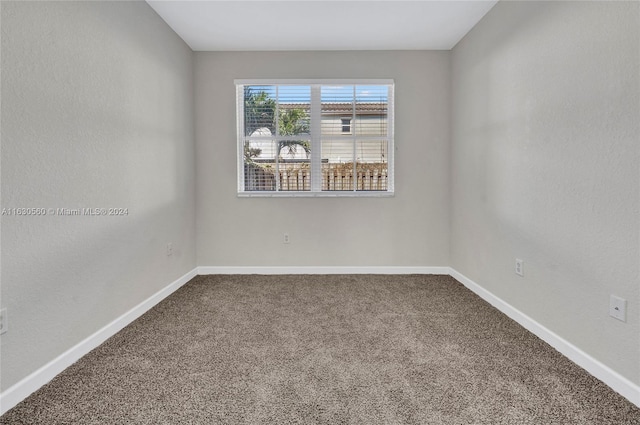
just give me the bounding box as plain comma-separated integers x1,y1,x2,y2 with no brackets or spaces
236,80,394,196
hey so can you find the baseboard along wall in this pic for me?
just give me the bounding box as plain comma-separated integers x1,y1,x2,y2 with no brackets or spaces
1,266,638,415
0,268,199,416
448,269,640,408
196,266,451,275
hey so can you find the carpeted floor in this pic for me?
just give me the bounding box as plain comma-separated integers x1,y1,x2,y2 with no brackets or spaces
2,274,639,424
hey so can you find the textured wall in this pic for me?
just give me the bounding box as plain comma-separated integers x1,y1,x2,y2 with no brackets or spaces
451,2,639,384
195,51,451,268
1,1,196,391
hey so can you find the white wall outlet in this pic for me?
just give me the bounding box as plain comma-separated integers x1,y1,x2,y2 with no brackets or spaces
167,242,173,256
283,233,290,244
609,295,627,322
0,309,7,335
515,258,524,277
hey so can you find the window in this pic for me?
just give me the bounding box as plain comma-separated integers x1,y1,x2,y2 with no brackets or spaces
236,79,394,196
341,118,352,134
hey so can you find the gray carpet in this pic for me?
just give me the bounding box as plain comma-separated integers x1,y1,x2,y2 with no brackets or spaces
2,274,639,424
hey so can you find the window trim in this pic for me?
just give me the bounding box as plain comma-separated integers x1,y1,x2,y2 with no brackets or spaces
236,79,394,198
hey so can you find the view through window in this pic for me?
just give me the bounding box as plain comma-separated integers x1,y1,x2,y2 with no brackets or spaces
236,80,394,196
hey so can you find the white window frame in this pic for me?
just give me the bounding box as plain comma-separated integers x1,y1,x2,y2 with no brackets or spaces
236,79,394,197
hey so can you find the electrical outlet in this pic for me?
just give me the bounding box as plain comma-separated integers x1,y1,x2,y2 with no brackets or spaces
283,233,290,244
0,309,7,335
167,243,173,256
609,295,627,322
515,259,524,277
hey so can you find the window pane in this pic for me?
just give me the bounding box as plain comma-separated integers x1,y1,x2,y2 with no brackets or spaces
355,85,388,137
243,138,312,192
355,140,388,191
321,138,354,191
244,85,276,136
277,86,311,138
321,86,354,136
244,139,276,191
341,118,352,133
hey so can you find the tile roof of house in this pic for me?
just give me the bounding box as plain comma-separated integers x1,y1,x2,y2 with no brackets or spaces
280,102,387,115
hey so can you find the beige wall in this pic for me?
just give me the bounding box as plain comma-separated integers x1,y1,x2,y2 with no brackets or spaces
1,1,196,391
451,1,639,384
195,51,451,267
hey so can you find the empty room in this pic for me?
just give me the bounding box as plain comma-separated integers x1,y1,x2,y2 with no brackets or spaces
1,0,639,423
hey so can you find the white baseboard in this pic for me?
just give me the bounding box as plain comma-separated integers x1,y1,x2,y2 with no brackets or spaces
449,268,640,408
197,266,451,275
0,267,199,416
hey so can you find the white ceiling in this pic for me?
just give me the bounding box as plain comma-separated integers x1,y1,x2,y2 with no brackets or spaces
146,1,498,51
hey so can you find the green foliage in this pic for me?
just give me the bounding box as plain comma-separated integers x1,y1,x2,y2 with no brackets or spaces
278,107,310,158
244,89,276,136
243,141,262,162
278,108,309,136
